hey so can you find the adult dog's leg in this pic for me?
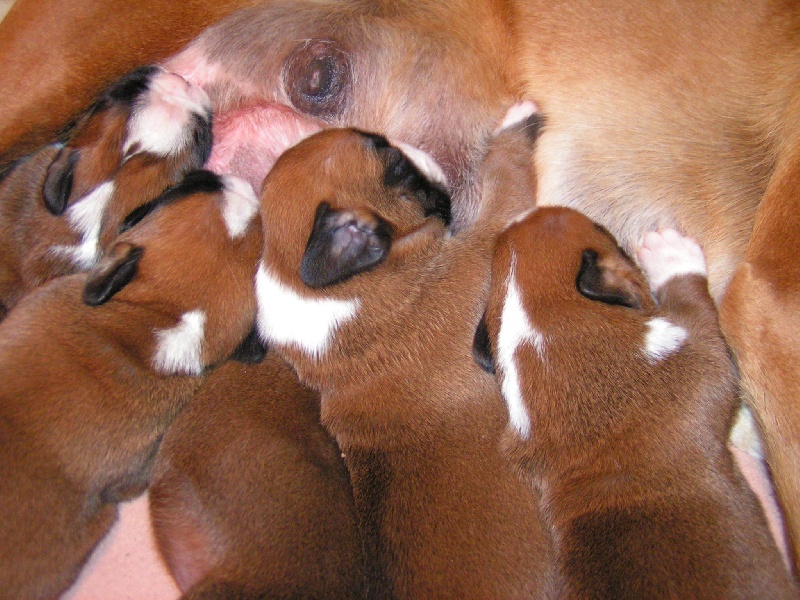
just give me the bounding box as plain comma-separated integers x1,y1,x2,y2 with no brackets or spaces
721,92,800,579
0,0,248,159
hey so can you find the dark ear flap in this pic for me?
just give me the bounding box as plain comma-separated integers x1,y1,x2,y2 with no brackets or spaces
300,202,392,288
43,147,80,215
576,249,644,309
473,313,496,374
230,326,269,364
83,243,144,306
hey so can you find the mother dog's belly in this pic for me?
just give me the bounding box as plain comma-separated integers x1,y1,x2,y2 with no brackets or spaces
513,0,790,301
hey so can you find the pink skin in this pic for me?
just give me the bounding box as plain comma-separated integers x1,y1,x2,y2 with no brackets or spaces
164,48,324,192
205,103,323,193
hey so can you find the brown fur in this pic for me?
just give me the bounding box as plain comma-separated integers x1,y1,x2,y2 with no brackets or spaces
0,0,250,159
3,0,800,575
479,207,795,597
149,354,365,599
0,67,211,315
256,123,551,598
0,178,262,599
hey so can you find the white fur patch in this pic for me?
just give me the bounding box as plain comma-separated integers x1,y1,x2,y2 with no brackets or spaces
124,106,192,158
153,310,206,375
495,100,538,135
220,175,259,239
255,263,359,359
123,72,211,159
729,404,764,460
51,181,115,268
643,317,687,363
497,254,544,440
637,229,707,292
393,141,449,189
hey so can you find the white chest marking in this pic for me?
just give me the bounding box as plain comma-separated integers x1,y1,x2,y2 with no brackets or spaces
643,317,687,363
255,263,359,359
51,181,115,268
497,254,544,440
153,310,206,376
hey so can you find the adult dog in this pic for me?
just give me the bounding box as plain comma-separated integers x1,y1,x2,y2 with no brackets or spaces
1,0,799,577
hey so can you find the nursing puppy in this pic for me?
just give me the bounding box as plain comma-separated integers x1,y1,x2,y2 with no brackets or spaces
256,111,552,598
0,170,263,600
474,208,795,597
4,3,800,566
0,65,212,315
149,354,365,599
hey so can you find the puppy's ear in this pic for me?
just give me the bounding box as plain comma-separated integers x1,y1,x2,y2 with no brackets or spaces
576,249,644,309
83,243,144,306
473,313,496,374
43,147,80,215
300,202,392,288
230,326,269,364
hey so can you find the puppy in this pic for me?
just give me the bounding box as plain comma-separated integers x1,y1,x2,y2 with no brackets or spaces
149,354,366,599
0,170,263,600
5,3,800,566
255,109,553,598
0,65,212,314
473,208,795,597
8,0,800,579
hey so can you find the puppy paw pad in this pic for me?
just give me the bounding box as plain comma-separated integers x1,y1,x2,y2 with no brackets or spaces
636,229,706,291
148,70,212,117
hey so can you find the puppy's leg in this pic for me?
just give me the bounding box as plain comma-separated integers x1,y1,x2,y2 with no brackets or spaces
720,126,800,577
0,0,245,159
637,229,718,329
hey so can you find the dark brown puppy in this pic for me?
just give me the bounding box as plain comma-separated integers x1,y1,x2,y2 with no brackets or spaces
0,170,262,600
474,208,795,598
0,66,212,315
255,109,552,598
149,354,365,599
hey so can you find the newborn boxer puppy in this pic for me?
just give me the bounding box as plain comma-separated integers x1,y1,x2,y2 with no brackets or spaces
474,208,796,598
150,354,365,599
0,170,263,600
256,108,552,598
0,66,212,315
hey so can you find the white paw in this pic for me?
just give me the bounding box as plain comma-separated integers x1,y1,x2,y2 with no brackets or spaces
125,71,212,158
494,100,538,136
149,69,212,118
728,404,764,460
636,229,706,291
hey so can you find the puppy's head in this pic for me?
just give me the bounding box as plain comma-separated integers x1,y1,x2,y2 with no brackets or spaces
43,66,212,217
256,128,451,367
473,207,656,436
82,170,265,375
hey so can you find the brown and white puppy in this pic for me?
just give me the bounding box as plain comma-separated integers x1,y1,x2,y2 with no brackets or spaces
474,208,795,598
5,0,800,575
0,169,263,600
149,354,366,599
255,110,552,598
0,65,212,315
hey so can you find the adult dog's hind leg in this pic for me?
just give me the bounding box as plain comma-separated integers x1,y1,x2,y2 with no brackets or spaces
721,100,800,579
